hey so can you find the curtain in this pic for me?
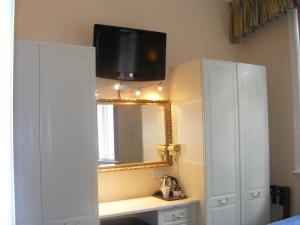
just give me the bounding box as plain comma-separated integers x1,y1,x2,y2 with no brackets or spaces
230,0,300,43
0,0,15,224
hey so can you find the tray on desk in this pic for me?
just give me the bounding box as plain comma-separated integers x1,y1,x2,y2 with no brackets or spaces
152,191,188,201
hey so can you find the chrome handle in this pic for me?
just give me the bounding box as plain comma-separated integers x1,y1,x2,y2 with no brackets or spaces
64,223,69,225
219,198,229,206
173,214,184,219
252,192,261,198
76,222,80,225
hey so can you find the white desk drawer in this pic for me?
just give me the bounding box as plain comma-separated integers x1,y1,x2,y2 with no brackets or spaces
164,207,188,222
158,204,198,225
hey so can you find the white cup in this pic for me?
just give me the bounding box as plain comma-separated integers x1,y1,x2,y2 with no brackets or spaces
173,190,181,197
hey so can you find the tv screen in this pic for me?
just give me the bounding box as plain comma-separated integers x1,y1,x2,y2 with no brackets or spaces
93,24,166,81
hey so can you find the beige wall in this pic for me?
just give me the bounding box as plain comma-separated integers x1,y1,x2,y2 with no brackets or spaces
238,14,300,215
15,0,239,69
15,0,240,202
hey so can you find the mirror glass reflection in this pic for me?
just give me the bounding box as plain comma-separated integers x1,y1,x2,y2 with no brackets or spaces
97,103,165,166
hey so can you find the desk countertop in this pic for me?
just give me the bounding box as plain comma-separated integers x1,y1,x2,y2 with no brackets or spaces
99,196,199,219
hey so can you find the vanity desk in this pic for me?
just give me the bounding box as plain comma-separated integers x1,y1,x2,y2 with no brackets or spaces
99,196,199,225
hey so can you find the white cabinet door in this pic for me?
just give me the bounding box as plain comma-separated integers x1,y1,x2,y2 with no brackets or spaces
14,41,42,225
40,43,98,225
209,204,238,225
203,60,240,225
238,63,269,225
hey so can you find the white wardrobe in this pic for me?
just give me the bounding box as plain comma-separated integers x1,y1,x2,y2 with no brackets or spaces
169,59,270,225
14,41,99,225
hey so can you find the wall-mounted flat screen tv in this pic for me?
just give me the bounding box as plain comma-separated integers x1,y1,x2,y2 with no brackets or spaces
93,24,166,81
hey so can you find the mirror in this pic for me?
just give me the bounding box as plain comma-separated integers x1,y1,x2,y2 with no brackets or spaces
96,99,172,172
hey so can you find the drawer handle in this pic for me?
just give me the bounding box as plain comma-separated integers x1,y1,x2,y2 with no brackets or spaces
252,192,261,198
173,214,184,219
219,198,229,206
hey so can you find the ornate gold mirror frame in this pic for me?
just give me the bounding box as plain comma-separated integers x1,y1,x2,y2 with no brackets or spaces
96,99,173,172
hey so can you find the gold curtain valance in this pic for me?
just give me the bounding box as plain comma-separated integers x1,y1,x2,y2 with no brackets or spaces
230,0,300,43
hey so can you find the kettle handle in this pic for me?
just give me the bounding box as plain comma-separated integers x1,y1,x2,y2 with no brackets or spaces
170,176,178,188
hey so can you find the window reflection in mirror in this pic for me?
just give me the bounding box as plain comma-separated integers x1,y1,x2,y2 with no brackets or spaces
97,104,165,166
97,105,115,165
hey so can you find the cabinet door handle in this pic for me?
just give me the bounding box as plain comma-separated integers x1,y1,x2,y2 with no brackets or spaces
252,192,261,198
219,198,229,206
173,214,184,219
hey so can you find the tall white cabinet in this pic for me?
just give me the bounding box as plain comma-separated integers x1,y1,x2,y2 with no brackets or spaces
14,41,99,225
169,59,269,225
